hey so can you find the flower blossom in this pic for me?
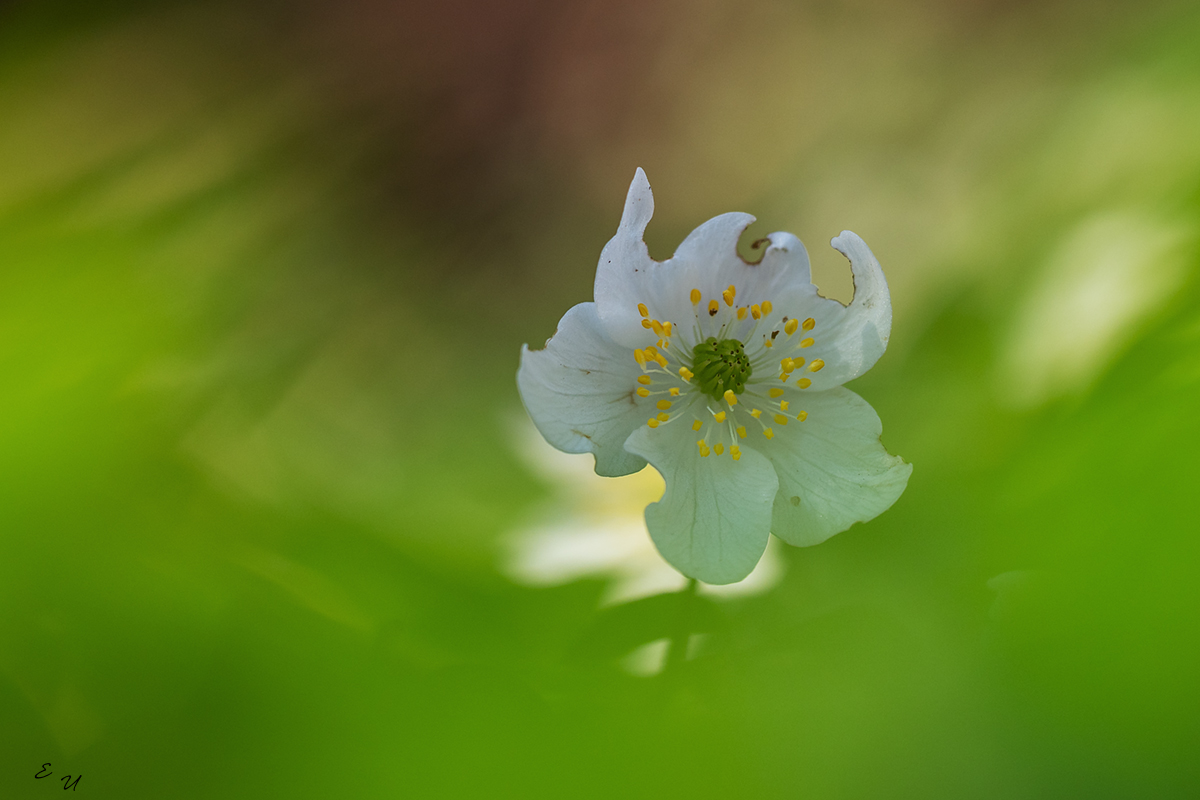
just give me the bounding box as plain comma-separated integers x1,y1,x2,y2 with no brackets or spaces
517,169,911,584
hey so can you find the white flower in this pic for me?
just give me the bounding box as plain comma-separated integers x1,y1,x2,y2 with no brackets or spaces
517,169,911,584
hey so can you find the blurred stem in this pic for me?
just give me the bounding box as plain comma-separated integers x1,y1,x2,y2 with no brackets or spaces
664,578,697,673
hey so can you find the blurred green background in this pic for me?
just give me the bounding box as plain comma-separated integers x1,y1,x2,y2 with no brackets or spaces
3,0,1199,796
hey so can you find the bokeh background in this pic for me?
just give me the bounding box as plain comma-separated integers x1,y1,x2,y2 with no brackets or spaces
3,0,1200,796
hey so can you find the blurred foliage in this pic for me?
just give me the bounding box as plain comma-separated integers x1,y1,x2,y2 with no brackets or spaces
2,0,1199,797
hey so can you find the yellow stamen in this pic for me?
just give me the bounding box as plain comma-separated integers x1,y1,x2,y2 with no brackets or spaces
800,338,814,348
797,410,808,421
768,388,784,398
737,307,748,320
779,374,789,381
636,388,650,397
644,345,658,356
802,317,815,331
763,428,774,439
730,445,741,461
714,443,725,455
794,358,805,369
708,299,719,316
699,442,711,457
797,378,812,389
750,409,762,419
657,412,670,422
736,426,747,439
692,419,703,431
780,401,789,411
638,303,649,318
723,389,738,405
751,304,762,320
654,354,668,368
651,319,664,336
713,411,726,423
762,300,773,315
781,358,795,373
764,339,773,348
637,375,651,385
679,367,694,381
656,400,672,410
784,318,799,335
641,319,653,329
774,414,788,425
690,288,702,305
647,418,659,428
669,387,681,396
809,359,825,372
634,349,646,368
722,288,735,307
663,321,673,336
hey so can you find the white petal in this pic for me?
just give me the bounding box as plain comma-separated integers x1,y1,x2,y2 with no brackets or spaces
593,168,662,349
764,231,894,391
758,387,910,546
517,302,649,477
624,420,778,584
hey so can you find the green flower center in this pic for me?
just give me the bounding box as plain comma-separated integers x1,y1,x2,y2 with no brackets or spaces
691,337,752,400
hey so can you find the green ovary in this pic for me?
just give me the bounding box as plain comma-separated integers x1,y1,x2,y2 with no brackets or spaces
691,337,752,400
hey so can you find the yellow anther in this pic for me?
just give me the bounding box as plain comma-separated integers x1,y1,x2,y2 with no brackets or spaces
708,299,719,316
656,400,672,410
636,387,650,398
669,387,681,396
637,375,652,385
802,317,815,331
794,357,805,369
774,414,788,425
779,374,789,381
750,409,762,419
730,445,741,461
800,338,814,348
737,307,748,320
713,411,726,423
662,321,673,336
679,367,694,381
762,300,773,315
690,288,702,305
657,339,665,348
797,378,812,389
644,345,658,356
692,419,703,431
634,349,646,367
638,303,649,318
736,426,747,439
763,428,775,439
784,318,799,335
699,442,711,457
751,304,762,320
723,389,738,405
641,318,653,329
651,319,664,336
780,401,789,411
727,284,737,299
763,339,773,348
809,359,825,372
768,388,784,398
657,412,670,422
780,358,795,372
647,418,659,428
654,354,668,368
714,443,725,455
797,410,808,421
